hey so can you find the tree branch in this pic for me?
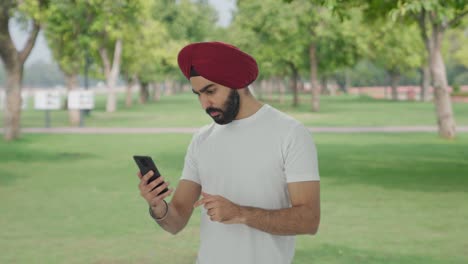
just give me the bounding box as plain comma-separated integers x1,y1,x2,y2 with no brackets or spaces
416,9,430,50
110,39,122,79
447,9,468,29
19,20,40,64
99,47,111,80
0,0,16,65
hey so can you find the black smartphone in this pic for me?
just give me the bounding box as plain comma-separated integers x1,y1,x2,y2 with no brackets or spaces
133,155,168,195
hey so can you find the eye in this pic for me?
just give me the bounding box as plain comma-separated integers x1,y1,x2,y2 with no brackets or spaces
206,90,214,95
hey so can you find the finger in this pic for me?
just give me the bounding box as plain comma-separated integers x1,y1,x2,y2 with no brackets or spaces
203,200,217,210
139,171,153,189
194,198,206,208
201,191,213,198
137,171,142,179
145,176,165,192
194,195,218,208
149,181,170,197
207,208,216,216
138,172,152,189
210,215,220,222
142,170,154,182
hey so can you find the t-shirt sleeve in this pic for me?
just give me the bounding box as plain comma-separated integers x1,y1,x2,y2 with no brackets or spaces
180,133,201,185
283,123,320,183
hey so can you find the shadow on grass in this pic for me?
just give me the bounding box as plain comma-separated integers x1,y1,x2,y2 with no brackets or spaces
318,141,468,193
294,243,461,264
0,148,96,164
0,138,97,186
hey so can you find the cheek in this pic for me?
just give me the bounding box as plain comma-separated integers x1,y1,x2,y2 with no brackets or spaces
216,91,231,104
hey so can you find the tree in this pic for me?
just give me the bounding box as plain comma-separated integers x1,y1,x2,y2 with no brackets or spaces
366,21,423,100
84,0,144,113
232,0,312,107
354,0,466,138
44,0,88,126
0,0,48,141
121,10,179,105
319,0,467,138
236,0,363,109
149,0,219,97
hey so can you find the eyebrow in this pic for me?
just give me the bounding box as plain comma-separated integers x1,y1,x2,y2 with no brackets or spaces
192,83,215,95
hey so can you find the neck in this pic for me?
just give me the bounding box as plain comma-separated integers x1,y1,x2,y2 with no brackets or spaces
235,92,264,120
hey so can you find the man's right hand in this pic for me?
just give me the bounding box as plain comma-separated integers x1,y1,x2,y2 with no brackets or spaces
137,171,174,218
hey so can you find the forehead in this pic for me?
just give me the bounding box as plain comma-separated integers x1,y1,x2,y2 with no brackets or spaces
190,76,213,92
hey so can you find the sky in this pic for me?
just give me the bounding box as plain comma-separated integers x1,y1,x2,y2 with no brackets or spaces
9,0,236,66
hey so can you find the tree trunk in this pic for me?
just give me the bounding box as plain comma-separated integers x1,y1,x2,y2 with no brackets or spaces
4,65,23,140
320,76,328,95
125,75,136,108
99,39,123,113
417,10,432,103
260,79,267,101
0,5,40,140
309,44,320,112
298,79,304,92
389,71,400,101
139,81,149,104
418,10,456,138
289,64,299,107
267,78,273,101
337,71,350,94
344,69,351,94
65,73,80,126
163,79,171,95
430,27,456,139
279,78,285,104
420,63,431,102
152,82,161,102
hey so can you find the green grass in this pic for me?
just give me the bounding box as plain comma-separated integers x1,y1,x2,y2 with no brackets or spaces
3,92,468,128
1,133,467,263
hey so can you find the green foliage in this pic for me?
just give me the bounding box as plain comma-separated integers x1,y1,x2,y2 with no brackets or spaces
15,0,49,23
231,0,364,80
443,21,468,69
231,0,307,78
120,0,220,83
45,0,87,76
314,8,364,76
154,0,218,42
388,0,467,25
366,20,423,75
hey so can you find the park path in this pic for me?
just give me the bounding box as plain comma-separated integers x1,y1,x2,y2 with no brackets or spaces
5,126,468,134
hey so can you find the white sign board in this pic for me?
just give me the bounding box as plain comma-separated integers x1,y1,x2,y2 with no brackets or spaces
68,90,94,110
21,91,28,110
34,91,62,110
0,90,29,110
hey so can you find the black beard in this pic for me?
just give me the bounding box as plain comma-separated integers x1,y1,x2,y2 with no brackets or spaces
205,90,240,125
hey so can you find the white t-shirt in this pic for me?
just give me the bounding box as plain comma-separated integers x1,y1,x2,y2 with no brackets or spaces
181,104,320,264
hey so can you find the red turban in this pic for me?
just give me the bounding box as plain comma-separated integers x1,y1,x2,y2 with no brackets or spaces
177,42,258,89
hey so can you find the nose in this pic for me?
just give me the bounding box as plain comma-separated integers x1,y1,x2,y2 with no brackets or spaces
199,95,212,110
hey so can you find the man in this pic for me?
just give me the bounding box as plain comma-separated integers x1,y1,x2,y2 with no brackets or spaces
137,42,320,264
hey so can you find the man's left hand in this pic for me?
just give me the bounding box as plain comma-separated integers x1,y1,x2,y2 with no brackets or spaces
194,192,243,224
